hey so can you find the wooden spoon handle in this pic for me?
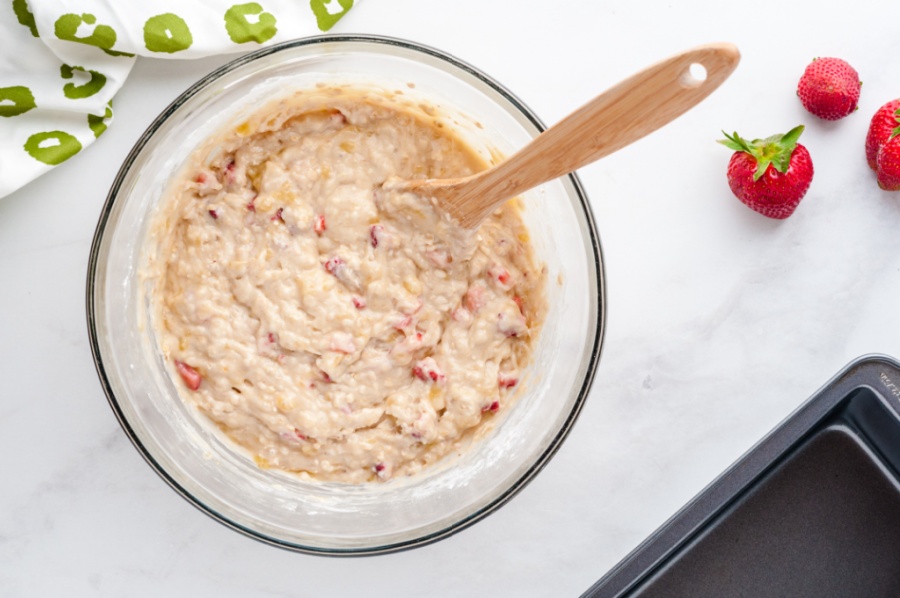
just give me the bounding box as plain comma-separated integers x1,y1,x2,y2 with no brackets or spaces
441,43,740,226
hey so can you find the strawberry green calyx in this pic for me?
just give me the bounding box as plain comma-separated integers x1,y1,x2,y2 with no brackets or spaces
718,125,806,181
891,109,900,141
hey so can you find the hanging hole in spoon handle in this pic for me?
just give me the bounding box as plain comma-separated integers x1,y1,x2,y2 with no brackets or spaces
516,41,742,175
682,62,709,88
411,43,740,228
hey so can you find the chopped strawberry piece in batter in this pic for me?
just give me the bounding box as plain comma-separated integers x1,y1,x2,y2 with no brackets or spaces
393,315,412,330
498,373,518,389
329,331,356,354
497,311,527,337
224,160,236,185
412,357,445,382
323,256,360,290
314,214,326,235
324,256,345,275
489,264,514,289
512,295,525,315
174,360,201,391
370,224,384,248
482,401,500,413
464,283,486,312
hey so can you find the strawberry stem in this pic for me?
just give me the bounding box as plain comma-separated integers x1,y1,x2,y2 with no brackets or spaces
718,125,805,181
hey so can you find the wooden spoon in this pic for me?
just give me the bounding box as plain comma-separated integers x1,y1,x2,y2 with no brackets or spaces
394,43,740,228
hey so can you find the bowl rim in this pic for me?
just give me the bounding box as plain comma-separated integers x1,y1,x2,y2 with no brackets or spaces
85,33,607,556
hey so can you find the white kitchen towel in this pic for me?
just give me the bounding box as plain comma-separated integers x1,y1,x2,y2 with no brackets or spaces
0,0,356,199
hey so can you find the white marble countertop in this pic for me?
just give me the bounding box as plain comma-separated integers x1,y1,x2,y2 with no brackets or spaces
3,1,900,595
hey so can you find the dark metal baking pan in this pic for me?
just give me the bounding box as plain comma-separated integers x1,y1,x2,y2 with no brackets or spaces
584,354,900,598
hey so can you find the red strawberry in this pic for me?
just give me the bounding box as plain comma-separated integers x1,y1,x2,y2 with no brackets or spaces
866,99,900,170
797,57,861,120
876,135,900,190
718,126,814,219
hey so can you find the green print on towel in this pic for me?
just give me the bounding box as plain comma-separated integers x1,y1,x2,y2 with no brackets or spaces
61,65,107,99
225,3,277,44
88,103,113,138
13,0,39,37
54,13,134,57
144,13,194,53
24,131,82,165
310,0,353,32
0,86,36,117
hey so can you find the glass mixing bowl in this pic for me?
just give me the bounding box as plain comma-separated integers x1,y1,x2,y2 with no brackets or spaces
87,35,605,555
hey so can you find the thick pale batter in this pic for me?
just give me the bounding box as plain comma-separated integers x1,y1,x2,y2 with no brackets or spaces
144,87,546,483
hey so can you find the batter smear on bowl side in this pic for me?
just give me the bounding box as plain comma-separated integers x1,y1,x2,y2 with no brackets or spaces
144,87,546,483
